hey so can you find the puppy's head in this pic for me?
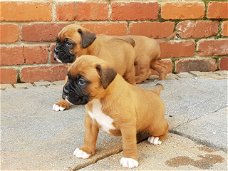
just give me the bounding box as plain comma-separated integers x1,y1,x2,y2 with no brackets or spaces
62,55,117,105
54,24,96,63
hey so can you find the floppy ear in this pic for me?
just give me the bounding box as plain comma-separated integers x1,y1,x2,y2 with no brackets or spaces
78,28,96,48
96,64,117,89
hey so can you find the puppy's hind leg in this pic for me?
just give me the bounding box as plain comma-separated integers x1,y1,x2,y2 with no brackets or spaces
135,57,152,84
123,66,136,85
147,119,169,145
151,60,168,80
135,66,152,84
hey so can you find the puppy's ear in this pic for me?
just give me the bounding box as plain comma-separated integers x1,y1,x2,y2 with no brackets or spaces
78,28,96,48
96,64,117,89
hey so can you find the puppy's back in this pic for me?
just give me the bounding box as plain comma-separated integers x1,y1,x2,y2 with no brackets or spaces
104,38,136,74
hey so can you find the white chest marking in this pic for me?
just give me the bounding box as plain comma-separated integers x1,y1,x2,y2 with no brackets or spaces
88,99,115,133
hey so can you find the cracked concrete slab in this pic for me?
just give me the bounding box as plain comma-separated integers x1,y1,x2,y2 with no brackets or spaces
1,86,122,170
174,107,228,151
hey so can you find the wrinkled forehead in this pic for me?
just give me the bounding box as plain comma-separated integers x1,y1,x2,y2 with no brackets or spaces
58,25,81,42
68,59,97,78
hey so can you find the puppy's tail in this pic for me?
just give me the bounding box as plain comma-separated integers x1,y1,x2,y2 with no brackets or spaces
151,83,164,95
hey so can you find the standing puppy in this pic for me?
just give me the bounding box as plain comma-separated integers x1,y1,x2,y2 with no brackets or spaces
122,36,167,82
62,55,169,168
53,24,136,111
99,35,167,83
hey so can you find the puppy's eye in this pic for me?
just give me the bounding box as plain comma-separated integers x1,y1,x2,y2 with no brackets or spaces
77,78,86,86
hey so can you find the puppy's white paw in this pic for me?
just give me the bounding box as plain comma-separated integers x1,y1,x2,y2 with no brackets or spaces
120,157,139,168
52,104,65,111
73,148,90,159
148,136,162,145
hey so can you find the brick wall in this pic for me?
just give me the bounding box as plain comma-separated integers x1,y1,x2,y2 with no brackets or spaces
0,0,227,84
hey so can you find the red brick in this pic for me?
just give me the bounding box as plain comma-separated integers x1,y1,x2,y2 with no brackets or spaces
0,24,19,43
0,2,51,21
176,20,219,38
175,59,217,73
219,57,228,70
20,65,68,83
24,46,48,64
160,41,195,58
76,2,108,21
111,2,158,20
56,3,77,21
22,23,67,42
207,2,228,19
56,2,108,21
161,2,205,20
82,23,127,35
129,22,175,38
222,21,228,37
150,60,173,77
0,45,49,66
0,46,24,66
0,68,17,84
198,39,228,56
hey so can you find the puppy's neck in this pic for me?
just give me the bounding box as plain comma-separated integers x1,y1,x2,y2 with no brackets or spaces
101,75,128,101
87,75,129,107
87,39,101,56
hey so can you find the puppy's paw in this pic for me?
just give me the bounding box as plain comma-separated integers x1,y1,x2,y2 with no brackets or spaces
120,157,139,168
148,136,162,145
73,148,90,159
52,104,65,111
52,100,71,111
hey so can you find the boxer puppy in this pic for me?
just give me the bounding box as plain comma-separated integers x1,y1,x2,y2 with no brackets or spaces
54,30,166,83
62,55,169,168
53,24,136,111
93,35,166,83
119,35,167,83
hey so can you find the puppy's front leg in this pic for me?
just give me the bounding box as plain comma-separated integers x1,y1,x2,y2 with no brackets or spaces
74,114,99,159
53,76,71,111
53,99,71,111
120,125,138,168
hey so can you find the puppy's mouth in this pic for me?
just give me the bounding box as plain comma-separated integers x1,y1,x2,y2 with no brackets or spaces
54,50,76,63
64,96,74,105
54,53,63,63
62,91,89,105
65,95,89,105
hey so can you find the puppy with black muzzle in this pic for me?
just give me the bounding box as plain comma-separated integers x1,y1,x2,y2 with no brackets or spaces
63,55,169,168
54,25,167,83
53,24,136,112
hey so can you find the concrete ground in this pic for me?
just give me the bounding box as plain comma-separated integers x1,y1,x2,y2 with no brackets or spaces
1,71,227,170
